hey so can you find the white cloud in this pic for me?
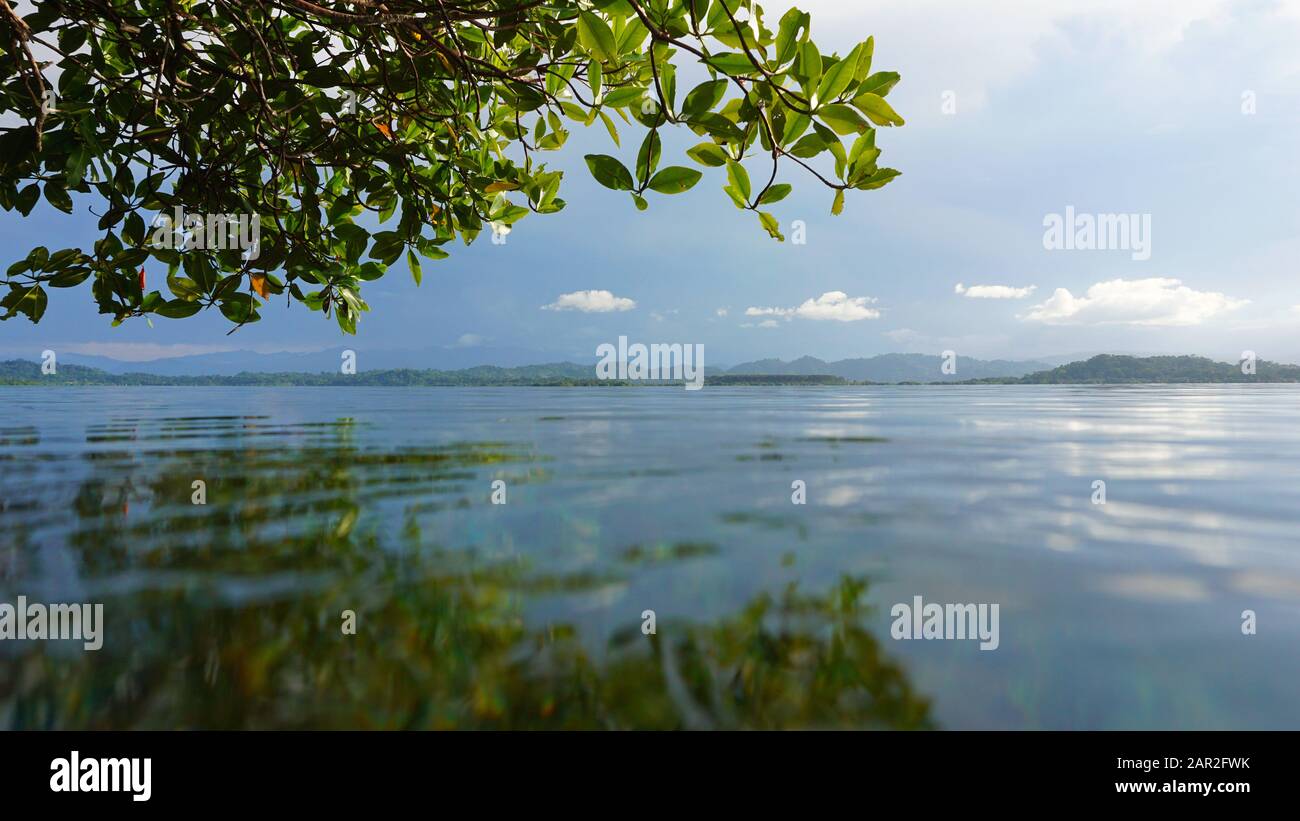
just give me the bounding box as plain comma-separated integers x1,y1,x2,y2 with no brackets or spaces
955,282,1037,299
452,333,485,348
745,291,881,322
1020,278,1248,326
715,307,729,317
885,328,922,344
792,0,1241,114
541,290,636,313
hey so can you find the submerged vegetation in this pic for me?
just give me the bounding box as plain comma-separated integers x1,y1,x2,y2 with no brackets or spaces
0,414,930,729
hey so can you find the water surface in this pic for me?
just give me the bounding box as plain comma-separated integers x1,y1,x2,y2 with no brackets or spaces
2,385,1297,729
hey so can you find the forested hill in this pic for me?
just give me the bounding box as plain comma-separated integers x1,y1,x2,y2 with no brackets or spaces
1009,355,1300,383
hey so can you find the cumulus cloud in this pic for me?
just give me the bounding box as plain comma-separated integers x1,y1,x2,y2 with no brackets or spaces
955,282,1037,299
452,333,485,348
1020,278,1248,326
541,290,636,313
745,291,881,322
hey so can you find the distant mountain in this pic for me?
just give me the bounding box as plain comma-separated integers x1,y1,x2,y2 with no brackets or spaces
57,349,349,375
1011,355,1300,384
727,353,1050,382
53,345,581,376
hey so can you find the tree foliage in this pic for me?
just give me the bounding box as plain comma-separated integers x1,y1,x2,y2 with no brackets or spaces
0,0,903,332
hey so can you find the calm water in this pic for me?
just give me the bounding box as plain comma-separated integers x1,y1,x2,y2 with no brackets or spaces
2,385,1298,729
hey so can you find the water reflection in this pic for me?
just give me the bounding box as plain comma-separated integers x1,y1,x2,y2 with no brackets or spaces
0,414,931,729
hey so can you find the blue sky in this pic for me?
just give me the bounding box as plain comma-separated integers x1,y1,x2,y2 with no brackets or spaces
4,0,1300,367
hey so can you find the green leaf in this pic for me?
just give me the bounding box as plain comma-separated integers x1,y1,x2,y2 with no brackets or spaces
407,248,422,286
48,269,92,288
726,160,751,201
686,142,729,167
584,154,635,191
775,9,810,67
598,110,620,146
335,305,357,334
218,293,259,324
577,12,617,63
849,130,879,166
851,92,905,126
334,223,370,263
819,104,871,135
616,18,649,54
758,212,784,241
854,37,875,81
561,101,593,122
15,183,40,216
681,79,728,117
798,42,822,89
166,270,203,300
855,167,902,190
647,166,702,194
831,189,845,215
155,299,202,319
782,112,811,146
815,55,857,107
1,284,47,322
758,184,792,205
789,132,827,158
636,130,661,184
705,52,759,75
688,112,745,142
416,238,450,260
857,71,901,97
603,86,646,108
44,182,73,213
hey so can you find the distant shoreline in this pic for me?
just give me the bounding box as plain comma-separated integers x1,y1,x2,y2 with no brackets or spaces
4,354,1299,387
